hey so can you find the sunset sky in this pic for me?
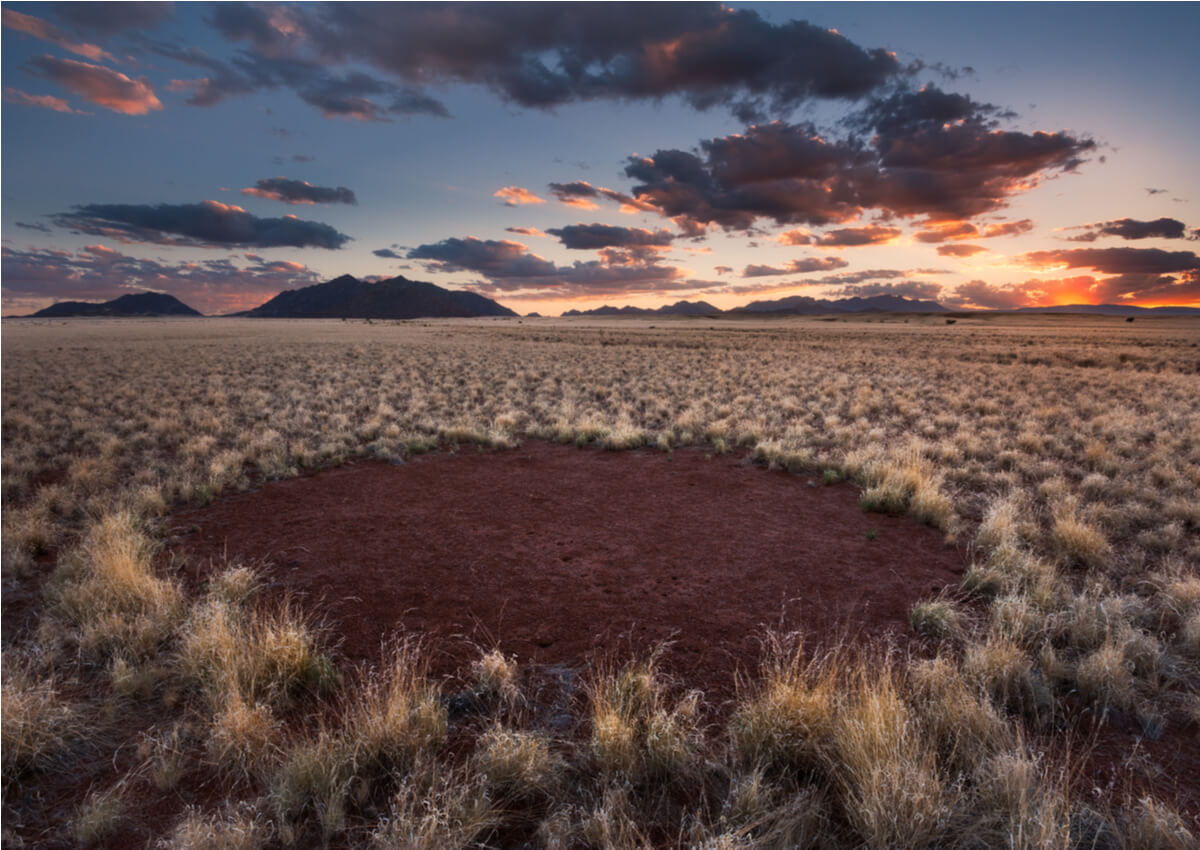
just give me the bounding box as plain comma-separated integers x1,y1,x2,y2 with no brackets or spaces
3,1,1198,316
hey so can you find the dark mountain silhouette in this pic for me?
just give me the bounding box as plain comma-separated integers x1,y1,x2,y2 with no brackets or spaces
237,274,516,318
1013,303,1200,317
30,292,202,317
562,299,722,317
729,293,949,314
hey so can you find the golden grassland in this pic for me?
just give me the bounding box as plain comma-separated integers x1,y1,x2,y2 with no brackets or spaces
2,314,1199,848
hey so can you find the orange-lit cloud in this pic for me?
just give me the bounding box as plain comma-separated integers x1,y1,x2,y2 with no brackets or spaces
505,226,548,238
2,9,115,62
815,225,902,248
937,243,987,257
494,186,545,206
915,218,1033,243
26,55,162,115
2,87,83,113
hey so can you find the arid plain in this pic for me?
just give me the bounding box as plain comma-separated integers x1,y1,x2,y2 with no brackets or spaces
3,314,1199,849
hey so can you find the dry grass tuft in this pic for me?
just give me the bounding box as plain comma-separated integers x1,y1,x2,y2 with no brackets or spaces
831,658,956,849
55,510,184,663
588,655,705,786
471,724,564,802
1,659,78,782
160,804,269,850
728,635,839,775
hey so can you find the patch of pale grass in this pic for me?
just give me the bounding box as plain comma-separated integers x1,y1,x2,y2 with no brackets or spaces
588,655,704,786
161,804,269,850
344,639,447,781
1076,638,1137,714
56,510,184,663
728,634,838,775
908,655,1012,775
1050,500,1112,569
180,594,334,710
470,724,563,802
470,648,520,708
1,660,78,781
369,771,497,850
831,658,956,850
963,636,1053,723
73,783,128,844
207,693,280,782
909,597,964,639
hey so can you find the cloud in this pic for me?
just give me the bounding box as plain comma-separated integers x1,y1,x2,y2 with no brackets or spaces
1065,217,1192,242
1021,247,1200,276
3,87,84,113
15,221,54,233
152,40,450,119
546,224,674,250
25,55,162,115
833,280,943,300
407,235,690,298
1,243,322,316
52,200,351,249
937,243,986,257
1,8,115,62
742,256,850,277
948,247,1200,308
547,180,655,213
1146,187,1167,195
289,4,905,118
816,225,902,247
52,2,172,37
372,248,403,259
505,226,547,238
623,88,1092,232
241,177,357,205
951,279,1034,309
494,186,545,206
777,229,813,245
914,218,1034,243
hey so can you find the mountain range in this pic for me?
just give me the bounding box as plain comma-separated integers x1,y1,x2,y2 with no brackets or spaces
562,300,722,317
30,292,202,318
235,274,517,318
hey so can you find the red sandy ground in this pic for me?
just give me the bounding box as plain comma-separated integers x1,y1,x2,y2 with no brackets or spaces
174,442,965,703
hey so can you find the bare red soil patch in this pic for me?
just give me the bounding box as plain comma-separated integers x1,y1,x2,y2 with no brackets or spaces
175,442,965,700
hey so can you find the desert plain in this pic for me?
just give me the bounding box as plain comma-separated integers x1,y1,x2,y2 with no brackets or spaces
3,313,1199,849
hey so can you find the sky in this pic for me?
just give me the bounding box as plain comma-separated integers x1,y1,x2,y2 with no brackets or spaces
2,1,1199,317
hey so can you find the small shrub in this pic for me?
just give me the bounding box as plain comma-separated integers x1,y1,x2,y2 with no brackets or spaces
1,661,77,781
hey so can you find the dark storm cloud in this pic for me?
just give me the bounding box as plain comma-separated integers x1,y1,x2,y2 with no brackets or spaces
285,3,905,117
937,243,986,257
546,224,674,250
1,243,320,315
407,235,689,297
52,200,351,249
622,89,1093,232
742,256,850,277
1021,247,1200,276
241,177,357,206
1066,217,1191,242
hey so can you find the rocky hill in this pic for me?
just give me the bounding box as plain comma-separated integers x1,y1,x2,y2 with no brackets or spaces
237,274,516,319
